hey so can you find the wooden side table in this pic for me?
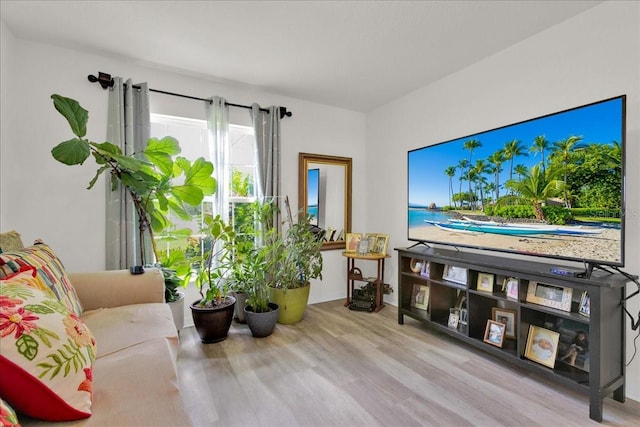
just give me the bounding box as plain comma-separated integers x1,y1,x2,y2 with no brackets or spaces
341,251,390,312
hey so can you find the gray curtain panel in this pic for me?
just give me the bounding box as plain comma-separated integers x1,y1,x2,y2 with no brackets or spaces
206,96,230,223
251,104,282,228
105,78,150,269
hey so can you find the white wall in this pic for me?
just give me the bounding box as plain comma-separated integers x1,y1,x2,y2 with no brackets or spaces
0,21,366,306
366,1,640,402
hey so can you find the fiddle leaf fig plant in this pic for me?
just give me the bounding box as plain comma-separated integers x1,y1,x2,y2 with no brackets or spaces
51,94,217,278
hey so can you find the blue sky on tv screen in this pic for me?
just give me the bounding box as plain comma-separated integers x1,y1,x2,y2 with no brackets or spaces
408,97,624,207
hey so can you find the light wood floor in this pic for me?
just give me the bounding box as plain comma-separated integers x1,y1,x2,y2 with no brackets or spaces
177,300,639,427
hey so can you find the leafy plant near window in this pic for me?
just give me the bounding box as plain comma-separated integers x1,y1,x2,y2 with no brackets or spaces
50,94,217,300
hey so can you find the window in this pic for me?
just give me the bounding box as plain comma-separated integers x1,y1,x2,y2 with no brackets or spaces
150,114,257,259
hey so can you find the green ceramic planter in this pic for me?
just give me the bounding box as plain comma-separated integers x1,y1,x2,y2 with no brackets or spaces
268,283,310,325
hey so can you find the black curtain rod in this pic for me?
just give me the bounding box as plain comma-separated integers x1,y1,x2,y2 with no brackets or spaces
87,72,292,119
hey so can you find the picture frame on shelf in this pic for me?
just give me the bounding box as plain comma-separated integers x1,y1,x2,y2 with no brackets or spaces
411,284,429,311
371,234,389,255
492,307,517,339
448,308,460,329
505,277,519,300
443,265,468,285
345,233,362,253
524,325,560,368
579,291,590,317
555,322,590,372
420,261,430,278
459,308,468,325
364,233,378,253
483,320,506,348
526,281,573,312
409,258,424,274
476,273,494,293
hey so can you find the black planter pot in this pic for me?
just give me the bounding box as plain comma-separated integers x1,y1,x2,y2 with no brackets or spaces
190,296,236,343
244,303,279,338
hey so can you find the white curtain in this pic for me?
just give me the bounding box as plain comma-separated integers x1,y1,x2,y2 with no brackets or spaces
105,78,150,269
206,97,230,223
251,104,282,227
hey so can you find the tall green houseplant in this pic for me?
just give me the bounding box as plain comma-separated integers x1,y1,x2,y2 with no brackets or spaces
50,94,216,289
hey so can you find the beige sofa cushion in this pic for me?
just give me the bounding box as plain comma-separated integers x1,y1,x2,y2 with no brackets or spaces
82,303,177,358
19,337,190,426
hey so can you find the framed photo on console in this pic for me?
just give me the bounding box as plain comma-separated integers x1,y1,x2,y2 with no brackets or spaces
409,258,424,274
492,307,516,339
411,284,429,311
504,277,519,300
579,291,590,317
525,325,560,368
483,320,506,348
526,281,573,312
443,265,468,285
476,273,494,293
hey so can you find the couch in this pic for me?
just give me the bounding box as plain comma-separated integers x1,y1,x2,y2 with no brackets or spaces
0,232,191,426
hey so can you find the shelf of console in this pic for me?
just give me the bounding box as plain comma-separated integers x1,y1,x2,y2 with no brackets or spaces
395,246,633,423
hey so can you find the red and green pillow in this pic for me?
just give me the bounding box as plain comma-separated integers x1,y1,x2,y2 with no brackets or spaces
0,398,20,427
0,243,82,316
0,270,96,421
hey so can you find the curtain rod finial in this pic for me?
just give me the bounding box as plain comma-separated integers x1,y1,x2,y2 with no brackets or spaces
279,106,292,119
88,72,114,90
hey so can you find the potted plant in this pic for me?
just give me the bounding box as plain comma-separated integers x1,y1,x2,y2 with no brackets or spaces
228,201,282,337
50,94,215,323
190,214,237,343
239,247,279,338
263,198,324,325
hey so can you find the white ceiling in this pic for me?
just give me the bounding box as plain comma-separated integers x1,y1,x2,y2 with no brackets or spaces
1,0,603,112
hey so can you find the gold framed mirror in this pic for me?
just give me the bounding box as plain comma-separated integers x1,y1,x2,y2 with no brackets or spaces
298,153,352,250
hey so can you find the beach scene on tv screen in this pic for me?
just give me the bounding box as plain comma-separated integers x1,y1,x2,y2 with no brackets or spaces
408,97,624,265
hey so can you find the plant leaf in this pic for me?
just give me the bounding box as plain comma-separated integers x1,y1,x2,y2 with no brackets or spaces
51,139,91,165
51,94,88,137
144,137,180,175
183,157,217,196
171,185,204,206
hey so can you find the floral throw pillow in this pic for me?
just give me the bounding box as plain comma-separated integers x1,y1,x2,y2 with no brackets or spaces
0,271,96,421
0,398,20,427
0,243,83,316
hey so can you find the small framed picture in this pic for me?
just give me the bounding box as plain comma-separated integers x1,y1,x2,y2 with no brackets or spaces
492,307,517,339
477,273,494,293
411,284,429,311
505,277,519,300
483,320,506,348
371,234,389,255
364,233,377,252
526,282,573,312
443,265,468,285
525,325,560,368
345,233,362,253
459,308,468,325
409,258,423,274
448,308,460,329
420,261,430,278
579,291,590,317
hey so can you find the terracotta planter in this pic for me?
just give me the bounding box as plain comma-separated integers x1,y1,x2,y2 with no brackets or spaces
268,283,310,325
244,303,279,338
190,295,236,343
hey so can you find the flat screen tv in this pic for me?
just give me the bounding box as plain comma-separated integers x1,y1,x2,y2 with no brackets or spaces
408,95,626,267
